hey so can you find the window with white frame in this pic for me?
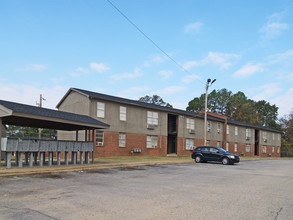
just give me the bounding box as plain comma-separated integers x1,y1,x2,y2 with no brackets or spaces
235,126,238,136
226,142,229,151
277,147,280,153
147,111,158,125
97,102,105,118
186,118,195,130
217,141,221,147
119,133,126,147
246,129,251,140
263,132,267,141
96,130,104,146
234,143,238,152
262,146,267,153
246,144,251,152
278,134,280,141
206,140,210,146
272,133,275,141
272,146,275,153
207,121,211,132
227,125,230,135
217,122,221,133
147,135,158,148
120,106,127,121
186,139,194,150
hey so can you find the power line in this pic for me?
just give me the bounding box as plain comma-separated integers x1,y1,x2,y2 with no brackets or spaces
106,0,205,85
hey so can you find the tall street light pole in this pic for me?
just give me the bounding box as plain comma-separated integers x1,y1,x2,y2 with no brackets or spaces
204,78,216,146
37,94,46,139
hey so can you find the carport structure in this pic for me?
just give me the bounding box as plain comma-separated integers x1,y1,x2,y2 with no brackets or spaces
0,99,109,169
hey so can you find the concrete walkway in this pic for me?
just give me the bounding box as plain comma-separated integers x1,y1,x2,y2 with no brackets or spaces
0,156,193,177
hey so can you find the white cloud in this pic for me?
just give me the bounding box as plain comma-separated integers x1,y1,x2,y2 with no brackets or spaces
183,61,200,70
0,82,67,110
117,86,151,100
76,67,90,73
233,63,264,78
27,64,47,71
267,50,293,64
271,88,293,116
251,83,282,101
181,74,201,84
183,52,240,71
90,62,109,73
184,22,203,34
155,86,185,95
111,68,142,80
203,52,240,69
260,12,289,41
158,70,173,80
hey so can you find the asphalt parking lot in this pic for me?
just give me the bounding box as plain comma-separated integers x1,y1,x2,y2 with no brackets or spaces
0,159,292,220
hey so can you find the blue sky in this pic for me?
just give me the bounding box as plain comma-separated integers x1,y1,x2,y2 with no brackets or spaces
1,0,293,117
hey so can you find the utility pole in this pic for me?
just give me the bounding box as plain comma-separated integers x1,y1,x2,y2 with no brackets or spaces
37,94,46,139
204,78,216,146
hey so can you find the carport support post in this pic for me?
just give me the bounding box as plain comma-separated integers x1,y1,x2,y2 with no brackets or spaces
92,129,95,164
80,152,84,164
18,152,23,168
15,152,18,166
6,152,11,169
48,152,53,166
65,152,68,165
29,152,33,167
57,152,61,166
39,152,44,167
72,152,76,165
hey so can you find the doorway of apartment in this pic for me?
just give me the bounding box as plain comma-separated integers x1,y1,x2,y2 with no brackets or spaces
255,130,259,156
167,114,177,154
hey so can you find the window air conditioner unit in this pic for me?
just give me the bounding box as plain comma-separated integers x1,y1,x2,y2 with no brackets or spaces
264,139,267,143
217,130,220,134
189,129,195,134
207,128,211,132
246,137,250,141
97,142,104,146
147,124,155,130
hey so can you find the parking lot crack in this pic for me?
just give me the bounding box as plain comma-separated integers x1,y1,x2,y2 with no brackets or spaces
274,207,283,220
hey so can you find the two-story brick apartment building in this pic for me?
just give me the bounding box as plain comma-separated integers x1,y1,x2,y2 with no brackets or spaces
57,88,281,157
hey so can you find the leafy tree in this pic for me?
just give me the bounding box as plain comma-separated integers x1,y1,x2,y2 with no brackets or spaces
186,88,279,128
279,111,293,143
279,111,293,154
186,95,205,112
6,125,56,140
138,95,173,108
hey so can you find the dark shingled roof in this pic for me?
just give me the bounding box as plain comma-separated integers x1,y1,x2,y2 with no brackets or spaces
0,99,109,130
57,88,281,133
68,88,224,122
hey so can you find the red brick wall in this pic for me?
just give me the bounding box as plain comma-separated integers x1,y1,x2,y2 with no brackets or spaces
94,131,168,157
258,145,281,157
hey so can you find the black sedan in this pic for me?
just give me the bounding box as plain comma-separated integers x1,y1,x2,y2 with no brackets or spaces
191,146,240,165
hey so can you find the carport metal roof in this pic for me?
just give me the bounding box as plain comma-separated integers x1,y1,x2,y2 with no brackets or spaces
0,99,110,131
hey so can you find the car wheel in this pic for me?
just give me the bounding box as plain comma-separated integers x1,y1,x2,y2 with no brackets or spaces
195,156,202,163
222,157,229,165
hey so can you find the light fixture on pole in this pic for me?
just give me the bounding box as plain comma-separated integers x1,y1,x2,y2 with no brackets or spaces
204,78,216,146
